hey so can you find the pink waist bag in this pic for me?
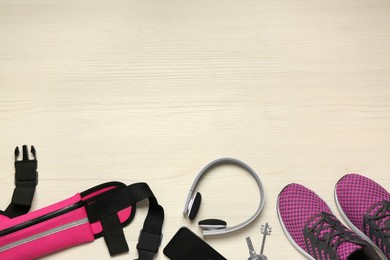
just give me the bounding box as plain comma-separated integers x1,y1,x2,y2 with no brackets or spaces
0,146,164,260
0,181,164,260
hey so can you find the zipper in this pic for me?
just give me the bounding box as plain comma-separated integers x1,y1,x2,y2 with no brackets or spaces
0,217,89,253
0,201,84,237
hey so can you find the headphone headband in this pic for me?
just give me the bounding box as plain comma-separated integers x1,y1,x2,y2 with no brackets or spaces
183,158,265,236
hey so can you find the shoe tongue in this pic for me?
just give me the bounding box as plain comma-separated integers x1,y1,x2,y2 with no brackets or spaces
336,242,362,260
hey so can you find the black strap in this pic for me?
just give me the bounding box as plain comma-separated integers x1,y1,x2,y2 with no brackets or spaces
85,182,164,260
136,196,164,260
101,214,129,256
5,145,38,218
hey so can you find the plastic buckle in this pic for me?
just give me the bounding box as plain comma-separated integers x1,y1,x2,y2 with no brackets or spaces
14,145,38,187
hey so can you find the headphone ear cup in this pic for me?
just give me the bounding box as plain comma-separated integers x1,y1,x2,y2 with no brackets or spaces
188,192,202,220
198,219,227,230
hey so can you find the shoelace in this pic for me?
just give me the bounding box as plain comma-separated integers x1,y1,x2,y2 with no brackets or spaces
365,200,390,257
304,212,363,259
307,212,361,248
366,200,390,237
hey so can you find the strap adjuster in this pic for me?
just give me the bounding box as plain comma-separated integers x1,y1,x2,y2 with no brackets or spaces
137,229,163,256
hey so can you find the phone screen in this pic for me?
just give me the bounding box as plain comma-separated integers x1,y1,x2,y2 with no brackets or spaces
163,227,227,260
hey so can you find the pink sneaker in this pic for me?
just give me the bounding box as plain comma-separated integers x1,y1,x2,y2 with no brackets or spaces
335,173,390,259
278,183,381,260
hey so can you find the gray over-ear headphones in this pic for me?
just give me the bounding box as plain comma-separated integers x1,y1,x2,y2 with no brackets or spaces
183,158,265,236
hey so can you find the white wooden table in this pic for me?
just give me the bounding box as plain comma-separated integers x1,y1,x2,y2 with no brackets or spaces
1,1,390,259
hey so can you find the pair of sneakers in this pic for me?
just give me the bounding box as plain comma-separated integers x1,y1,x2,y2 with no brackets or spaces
277,174,390,260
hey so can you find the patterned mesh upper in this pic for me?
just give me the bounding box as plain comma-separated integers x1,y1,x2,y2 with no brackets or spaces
278,183,365,260
278,184,332,249
335,174,390,231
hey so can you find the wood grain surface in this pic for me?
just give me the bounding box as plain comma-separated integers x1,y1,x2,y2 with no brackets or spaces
1,1,390,259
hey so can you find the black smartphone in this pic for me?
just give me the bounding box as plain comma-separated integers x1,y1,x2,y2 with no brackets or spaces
163,227,227,260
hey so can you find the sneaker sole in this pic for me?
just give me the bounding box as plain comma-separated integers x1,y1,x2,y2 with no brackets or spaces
276,195,315,260
334,188,388,260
